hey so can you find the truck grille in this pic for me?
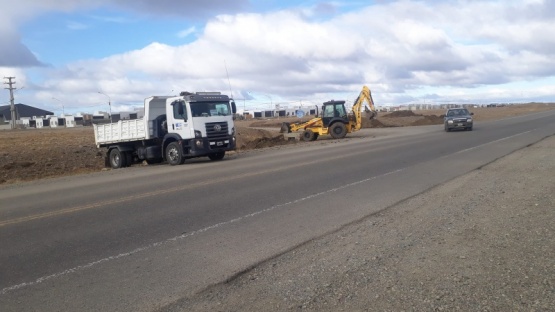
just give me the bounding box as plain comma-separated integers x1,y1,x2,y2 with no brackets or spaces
206,122,229,140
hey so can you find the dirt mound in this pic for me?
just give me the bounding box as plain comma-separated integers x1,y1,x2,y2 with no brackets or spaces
246,117,318,129
411,115,444,126
383,110,418,118
235,127,294,150
240,135,294,150
362,118,389,128
247,120,285,128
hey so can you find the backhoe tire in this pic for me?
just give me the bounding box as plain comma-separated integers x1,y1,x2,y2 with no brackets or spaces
109,148,126,169
166,142,185,166
330,123,347,139
302,129,316,142
208,151,225,161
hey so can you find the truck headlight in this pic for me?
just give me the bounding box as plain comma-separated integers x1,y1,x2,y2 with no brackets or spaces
195,139,203,147
194,130,202,138
447,120,454,124
467,118,473,122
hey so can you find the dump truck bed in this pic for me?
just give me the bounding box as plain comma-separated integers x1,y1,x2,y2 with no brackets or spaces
94,119,147,147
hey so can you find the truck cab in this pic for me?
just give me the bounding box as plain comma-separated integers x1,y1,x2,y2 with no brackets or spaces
147,92,237,165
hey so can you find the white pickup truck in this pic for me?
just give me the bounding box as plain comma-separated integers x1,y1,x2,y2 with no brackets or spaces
94,91,237,169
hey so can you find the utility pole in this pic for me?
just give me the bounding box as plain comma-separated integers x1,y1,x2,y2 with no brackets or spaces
98,91,112,122
3,77,16,129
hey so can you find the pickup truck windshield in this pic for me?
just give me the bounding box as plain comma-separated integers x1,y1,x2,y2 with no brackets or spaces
190,102,231,117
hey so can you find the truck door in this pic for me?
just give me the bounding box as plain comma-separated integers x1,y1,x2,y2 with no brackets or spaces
167,100,193,139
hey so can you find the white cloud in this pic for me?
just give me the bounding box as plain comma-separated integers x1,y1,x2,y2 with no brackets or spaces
2,0,555,111
177,27,197,38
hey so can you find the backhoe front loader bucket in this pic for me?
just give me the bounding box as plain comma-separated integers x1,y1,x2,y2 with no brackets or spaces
280,122,292,133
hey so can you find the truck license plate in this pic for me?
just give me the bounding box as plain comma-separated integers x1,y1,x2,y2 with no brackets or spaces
217,141,223,146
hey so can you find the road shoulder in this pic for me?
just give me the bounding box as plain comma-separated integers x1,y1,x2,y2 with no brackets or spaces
161,135,555,311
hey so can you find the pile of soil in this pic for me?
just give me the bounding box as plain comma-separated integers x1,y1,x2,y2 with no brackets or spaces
235,127,292,150
411,114,445,126
375,111,445,127
361,118,388,128
382,110,418,118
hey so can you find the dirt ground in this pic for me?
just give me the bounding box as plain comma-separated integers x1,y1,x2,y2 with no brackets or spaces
1,103,554,185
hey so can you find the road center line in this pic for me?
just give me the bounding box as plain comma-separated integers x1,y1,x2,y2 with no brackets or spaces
0,148,376,227
1,167,405,295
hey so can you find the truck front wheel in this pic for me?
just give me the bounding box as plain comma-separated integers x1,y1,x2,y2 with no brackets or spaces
166,142,185,165
109,148,126,169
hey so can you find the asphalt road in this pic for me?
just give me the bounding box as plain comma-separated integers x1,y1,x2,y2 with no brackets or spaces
1,110,554,311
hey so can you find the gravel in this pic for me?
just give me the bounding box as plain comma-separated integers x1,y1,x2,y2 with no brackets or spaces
160,135,555,312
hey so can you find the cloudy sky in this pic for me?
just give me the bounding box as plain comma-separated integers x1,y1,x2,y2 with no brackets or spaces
1,0,554,114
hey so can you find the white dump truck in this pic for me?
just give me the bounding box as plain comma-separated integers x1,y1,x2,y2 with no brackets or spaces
94,91,237,169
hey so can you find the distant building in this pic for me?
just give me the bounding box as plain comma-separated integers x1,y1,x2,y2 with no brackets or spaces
0,103,54,122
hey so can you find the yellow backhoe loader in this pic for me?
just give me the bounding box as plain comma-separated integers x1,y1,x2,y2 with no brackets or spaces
281,85,377,141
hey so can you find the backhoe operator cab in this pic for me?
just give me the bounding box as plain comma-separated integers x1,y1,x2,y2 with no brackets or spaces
321,100,351,139
322,99,348,124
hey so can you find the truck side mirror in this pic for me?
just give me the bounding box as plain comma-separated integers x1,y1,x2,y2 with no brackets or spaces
231,100,237,114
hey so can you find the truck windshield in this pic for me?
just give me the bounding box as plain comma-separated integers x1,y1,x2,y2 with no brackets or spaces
190,102,231,117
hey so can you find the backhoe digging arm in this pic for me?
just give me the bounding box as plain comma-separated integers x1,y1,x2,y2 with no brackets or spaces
351,85,377,131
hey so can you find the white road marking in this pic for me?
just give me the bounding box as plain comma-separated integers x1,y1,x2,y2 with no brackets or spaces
1,168,405,295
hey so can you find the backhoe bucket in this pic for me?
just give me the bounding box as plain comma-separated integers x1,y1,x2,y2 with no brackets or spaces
363,108,377,120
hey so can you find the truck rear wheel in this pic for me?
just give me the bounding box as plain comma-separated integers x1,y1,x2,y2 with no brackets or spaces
166,142,185,166
109,148,126,169
208,151,225,161
329,123,347,139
